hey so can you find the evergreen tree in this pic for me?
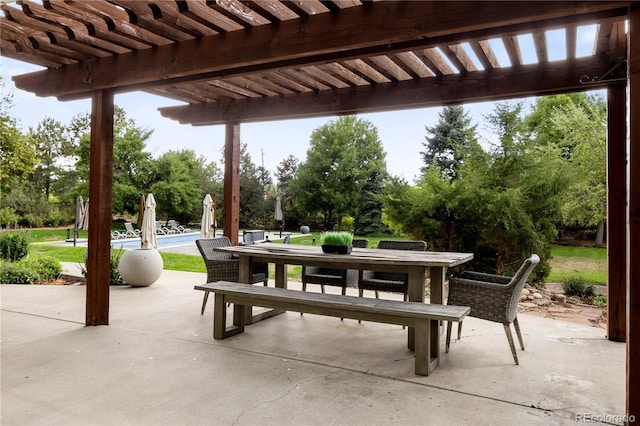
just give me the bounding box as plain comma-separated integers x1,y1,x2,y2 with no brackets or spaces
355,171,389,236
275,155,298,196
421,105,478,180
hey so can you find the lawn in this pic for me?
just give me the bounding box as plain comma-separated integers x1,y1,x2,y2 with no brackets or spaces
548,245,606,285
17,229,608,285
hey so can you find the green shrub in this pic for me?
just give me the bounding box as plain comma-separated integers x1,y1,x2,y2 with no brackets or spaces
81,247,126,286
562,277,596,297
0,208,19,228
594,295,607,308
0,231,30,262
335,216,355,232
320,231,353,246
0,262,39,284
23,213,44,228
22,256,62,281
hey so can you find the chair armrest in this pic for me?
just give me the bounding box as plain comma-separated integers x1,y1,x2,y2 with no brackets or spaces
448,277,517,303
459,271,512,285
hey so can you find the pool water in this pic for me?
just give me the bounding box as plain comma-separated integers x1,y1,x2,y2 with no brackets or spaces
110,232,209,250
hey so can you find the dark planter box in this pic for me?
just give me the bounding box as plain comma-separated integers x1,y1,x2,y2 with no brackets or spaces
321,244,352,254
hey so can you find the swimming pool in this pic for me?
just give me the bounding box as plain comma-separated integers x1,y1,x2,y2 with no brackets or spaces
110,232,208,250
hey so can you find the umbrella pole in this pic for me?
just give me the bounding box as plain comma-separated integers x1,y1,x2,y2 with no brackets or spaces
213,194,217,236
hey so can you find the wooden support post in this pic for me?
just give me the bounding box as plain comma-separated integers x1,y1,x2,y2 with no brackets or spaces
85,90,114,326
607,84,627,342
627,3,640,421
223,122,241,246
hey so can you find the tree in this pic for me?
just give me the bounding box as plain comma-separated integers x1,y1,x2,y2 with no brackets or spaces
275,155,298,195
421,105,478,180
76,107,154,215
525,94,607,245
27,118,75,198
291,116,387,231
355,170,389,235
151,150,208,224
384,102,567,283
415,106,481,246
0,77,36,192
273,155,300,228
524,93,605,158
473,102,564,276
237,144,272,228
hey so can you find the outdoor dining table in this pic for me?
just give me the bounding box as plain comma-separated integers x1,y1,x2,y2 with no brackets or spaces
213,242,474,351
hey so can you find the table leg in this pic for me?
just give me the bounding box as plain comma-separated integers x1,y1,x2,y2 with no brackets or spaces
407,266,426,350
430,266,445,304
275,263,287,289
429,266,446,360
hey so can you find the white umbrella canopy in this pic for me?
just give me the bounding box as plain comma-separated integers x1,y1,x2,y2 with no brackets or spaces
200,194,214,238
140,193,158,249
275,196,285,237
79,198,89,231
274,197,284,222
75,196,83,231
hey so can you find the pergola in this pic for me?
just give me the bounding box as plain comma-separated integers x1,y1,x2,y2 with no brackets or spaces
2,0,638,418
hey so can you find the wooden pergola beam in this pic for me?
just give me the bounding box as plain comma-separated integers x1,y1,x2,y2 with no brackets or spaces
223,122,240,246
11,2,629,99
159,56,616,125
627,3,640,420
85,89,114,326
607,85,627,343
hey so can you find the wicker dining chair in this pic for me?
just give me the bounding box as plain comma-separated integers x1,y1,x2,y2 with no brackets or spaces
358,240,427,300
301,238,369,295
445,254,540,365
195,237,268,315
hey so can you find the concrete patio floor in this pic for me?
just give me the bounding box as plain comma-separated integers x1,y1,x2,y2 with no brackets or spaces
1,263,626,425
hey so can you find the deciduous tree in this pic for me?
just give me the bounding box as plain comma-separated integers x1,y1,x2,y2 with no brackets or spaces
291,116,387,231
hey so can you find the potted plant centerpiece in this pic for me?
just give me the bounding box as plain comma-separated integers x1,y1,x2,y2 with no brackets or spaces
320,231,354,254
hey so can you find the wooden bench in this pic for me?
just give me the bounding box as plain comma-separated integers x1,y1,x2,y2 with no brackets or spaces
194,281,470,376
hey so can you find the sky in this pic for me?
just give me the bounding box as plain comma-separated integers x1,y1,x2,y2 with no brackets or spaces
0,23,603,182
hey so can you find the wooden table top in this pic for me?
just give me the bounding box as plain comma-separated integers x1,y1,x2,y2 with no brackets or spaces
213,243,473,269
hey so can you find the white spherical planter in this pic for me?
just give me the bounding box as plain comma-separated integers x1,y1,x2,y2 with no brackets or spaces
118,248,163,287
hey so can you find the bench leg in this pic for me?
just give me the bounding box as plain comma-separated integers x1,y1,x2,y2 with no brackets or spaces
414,320,435,376
214,293,244,339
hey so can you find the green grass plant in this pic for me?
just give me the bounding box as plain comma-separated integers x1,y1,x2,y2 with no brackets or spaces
27,228,88,243
320,231,353,246
30,244,87,263
159,252,205,273
548,244,606,285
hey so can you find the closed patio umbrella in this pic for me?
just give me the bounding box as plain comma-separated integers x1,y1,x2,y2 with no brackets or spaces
275,196,284,237
200,194,214,238
140,193,157,249
79,198,89,231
